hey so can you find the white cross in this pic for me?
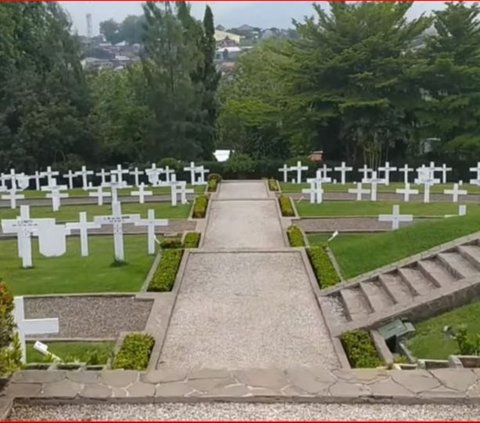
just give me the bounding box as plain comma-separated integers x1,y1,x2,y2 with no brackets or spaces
195,165,209,185
348,183,370,201
0,174,7,192
278,164,289,183
13,296,59,364
396,183,419,202
399,164,414,185
415,169,439,203
334,162,352,185
318,164,332,180
365,171,384,201
4,169,18,190
1,187,25,209
131,183,153,204
111,164,129,185
444,183,467,203
378,204,413,230
171,181,193,206
359,165,373,183
302,178,323,203
41,178,69,212
289,161,308,184
87,185,110,206
470,162,480,184
63,170,76,190
130,167,143,187
32,171,42,191
74,166,94,190
103,174,125,203
427,161,441,177
96,168,109,186
315,168,332,183
66,212,101,257
145,164,162,186
134,209,169,254
459,204,467,216
40,166,59,187
162,166,176,184
378,162,397,186
184,162,197,185
94,201,141,262
439,163,452,184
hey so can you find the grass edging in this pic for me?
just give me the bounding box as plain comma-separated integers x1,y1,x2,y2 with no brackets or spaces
183,232,201,248
111,333,155,370
192,195,209,218
287,225,306,247
279,195,295,217
340,329,384,368
268,178,280,192
306,245,341,289
147,249,184,292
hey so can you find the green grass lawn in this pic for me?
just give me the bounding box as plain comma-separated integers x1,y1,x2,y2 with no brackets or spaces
308,233,373,246
297,201,465,217
280,182,480,194
23,184,205,198
0,202,190,221
26,341,114,364
407,301,480,360
0,235,154,295
321,210,480,279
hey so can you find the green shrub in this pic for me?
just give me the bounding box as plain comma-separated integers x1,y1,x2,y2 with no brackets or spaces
208,173,222,182
224,153,255,175
148,249,184,292
287,225,305,247
341,330,383,368
0,281,21,377
160,237,183,249
193,195,209,218
279,195,295,217
307,245,340,288
453,325,480,355
183,232,201,249
207,178,218,192
112,333,155,370
268,178,279,191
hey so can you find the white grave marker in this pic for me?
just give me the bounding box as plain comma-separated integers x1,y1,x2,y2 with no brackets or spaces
171,181,193,206
365,171,384,201
289,161,308,184
396,183,419,202
134,209,168,254
334,162,352,185
195,165,209,185
130,167,143,187
41,178,69,212
96,169,109,186
302,178,323,203
1,187,24,209
74,166,94,190
184,162,197,185
66,212,101,257
278,164,289,183
399,164,414,185
88,185,111,206
40,166,59,187
378,162,397,186
359,165,373,183
348,183,370,201
444,183,467,203
111,164,129,185
378,205,413,230
63,170,76,190
146,164,162,186
131,183,153,204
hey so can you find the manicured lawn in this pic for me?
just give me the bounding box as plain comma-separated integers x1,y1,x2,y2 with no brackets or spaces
407,301,480,360
308,233,372,246
0,235,154,295
26,341,114,364
0,202,191,221
297,201,464,217
280,182,480,194
325,210,480,279
23,184,205,198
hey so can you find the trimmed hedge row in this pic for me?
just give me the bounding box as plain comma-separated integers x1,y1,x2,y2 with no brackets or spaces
112,333,155,370
183,232,201,248
287,225,305,247
279,195,295,217
193,195,209,218
307,245,341,289
148,249,184,292
268,178,279,191
340,330,383,368
160,237,183,249
207,173,221,192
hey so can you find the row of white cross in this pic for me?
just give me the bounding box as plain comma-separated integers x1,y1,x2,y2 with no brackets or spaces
0,162,209,192
281,161,480,186
1,202,168,268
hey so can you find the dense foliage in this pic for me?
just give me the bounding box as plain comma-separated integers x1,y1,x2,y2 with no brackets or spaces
148,248,184,292
278,195,295,217
287,225,305,247
0,281,21,377
340,330,383,368
112,333,155,370
192,195,209,218
183,232,201,248
306,246,341,288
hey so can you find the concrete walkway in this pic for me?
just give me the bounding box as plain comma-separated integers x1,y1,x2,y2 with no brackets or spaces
158,181,338,370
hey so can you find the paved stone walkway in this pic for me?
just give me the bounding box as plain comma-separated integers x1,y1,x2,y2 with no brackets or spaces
158,181,338,370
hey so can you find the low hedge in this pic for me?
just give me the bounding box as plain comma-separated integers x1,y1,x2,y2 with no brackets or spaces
279,195,295,217
287,225,305,247
183,232,201,248
160,237,183,249
340,330,383,368
307,245,341,288
268,178,279,191
148,249,184,292
193,195,208,218
207,178,218,192
208,173,222,182
112,333,155,370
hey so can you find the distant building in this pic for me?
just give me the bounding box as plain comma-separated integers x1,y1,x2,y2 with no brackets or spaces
214,30,241,45
309,151,324,163
214,150,233,162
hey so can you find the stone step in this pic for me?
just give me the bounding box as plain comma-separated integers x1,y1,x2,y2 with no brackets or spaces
457,245,480,271
417,257,459,287
378,272,417,304
340,285,372,321
360,279,395,313
437,251,479,279
398,266,438,295
320,293,349,325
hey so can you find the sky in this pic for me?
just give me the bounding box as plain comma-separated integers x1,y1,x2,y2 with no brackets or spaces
60,1,447,36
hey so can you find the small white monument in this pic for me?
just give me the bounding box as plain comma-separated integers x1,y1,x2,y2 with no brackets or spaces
74,165,94,190
378,162,397,186
63,170,76,190
146,164,162,186
444,183,467,203
111,164,129,185
88,185,111,206
195,165,209,185
1,187,25,209
32,171,42,191
459,205,467,216
334,162,352,185
131,183,153,204
302,178,324,203
399,164,414,185
359,165,373,183
184,162,197,185
96,168,109,186
415,168,439,203
365,171,384,201
134,209,168,254
396,183,419,202
348,183,370,201
13,296,59,364
289,161,308,184
40,166,59,187
438,163,451,184
278,164,290,183
130,167,143,187
171,181,193,206
66,212,101,257
378,205,413,230
41,178,69,212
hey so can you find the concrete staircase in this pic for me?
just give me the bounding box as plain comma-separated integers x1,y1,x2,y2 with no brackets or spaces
320,235,480,336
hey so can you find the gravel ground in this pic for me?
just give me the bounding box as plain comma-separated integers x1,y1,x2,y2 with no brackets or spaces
24,296,152,338
159,252,338,370
8,402,480,421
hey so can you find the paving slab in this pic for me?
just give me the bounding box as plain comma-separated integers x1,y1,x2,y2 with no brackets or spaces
217,181,268,200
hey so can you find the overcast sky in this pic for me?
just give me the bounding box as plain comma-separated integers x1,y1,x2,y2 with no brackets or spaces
61,1,446,36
